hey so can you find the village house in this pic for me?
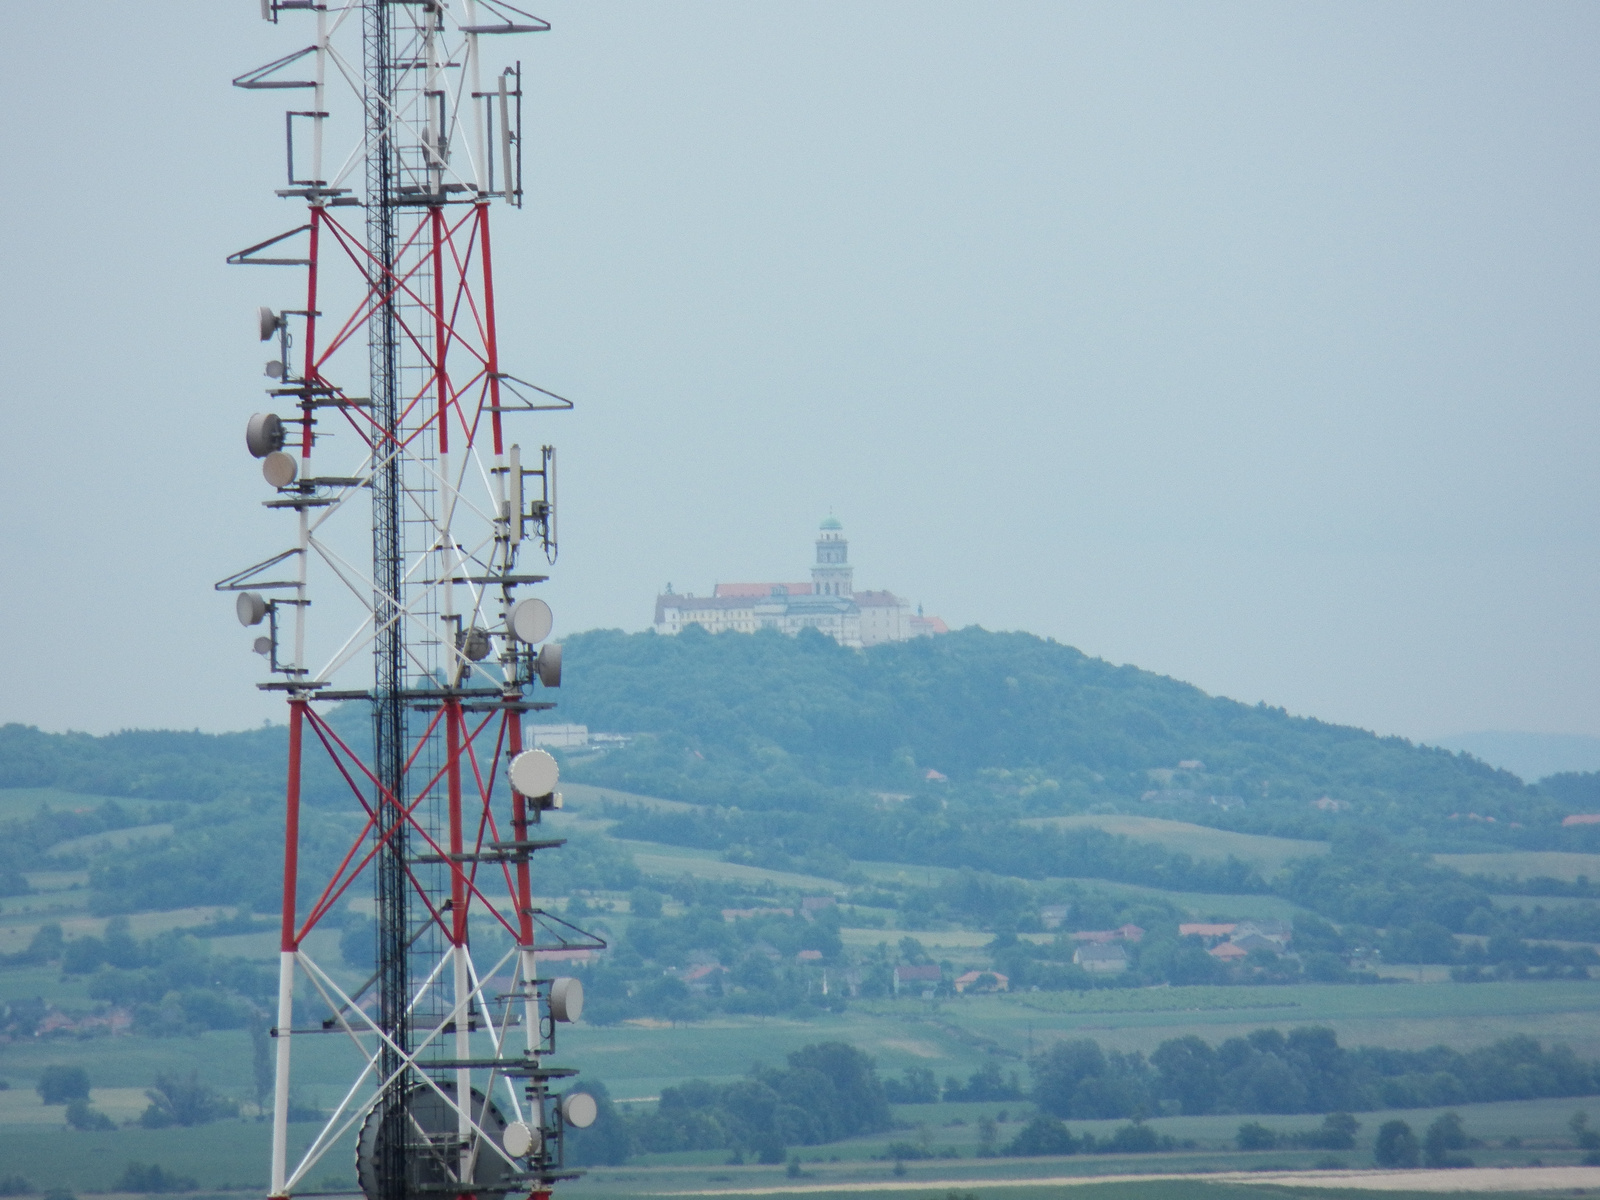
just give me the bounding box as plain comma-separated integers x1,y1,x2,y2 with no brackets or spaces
1039,904,1071,930
1069,923,1144,945
953,970,1010,993
1072,943,1130,974
893,963,942,995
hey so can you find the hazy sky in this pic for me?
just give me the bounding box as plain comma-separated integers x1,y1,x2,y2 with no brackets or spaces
2,2,1597,745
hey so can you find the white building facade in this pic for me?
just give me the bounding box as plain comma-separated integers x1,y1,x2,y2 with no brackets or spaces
654,519,947,648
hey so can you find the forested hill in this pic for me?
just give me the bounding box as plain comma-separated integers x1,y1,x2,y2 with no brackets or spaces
552,626,1581,850
0,625,1591,853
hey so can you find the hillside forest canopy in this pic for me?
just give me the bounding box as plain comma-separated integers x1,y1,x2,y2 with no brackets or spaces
5,627,1600,979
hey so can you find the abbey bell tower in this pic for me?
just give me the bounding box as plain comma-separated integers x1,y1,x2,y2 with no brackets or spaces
812,516,854,597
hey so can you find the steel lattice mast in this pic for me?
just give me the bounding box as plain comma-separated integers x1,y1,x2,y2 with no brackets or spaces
220,5,599,1200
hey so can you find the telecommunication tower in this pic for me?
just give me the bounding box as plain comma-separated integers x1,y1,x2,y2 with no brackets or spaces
217,5,599,1200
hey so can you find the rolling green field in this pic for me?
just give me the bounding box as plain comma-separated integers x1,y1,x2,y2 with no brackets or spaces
8,786,1600,1199
1436,851,1600,882
3,1079,1597,1196
550,983,1600,1104
1019,818,1328,875
0,787,152,822
567,1178,1596,1200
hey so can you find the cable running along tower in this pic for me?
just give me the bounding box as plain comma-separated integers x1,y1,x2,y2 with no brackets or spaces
220,5,598,1200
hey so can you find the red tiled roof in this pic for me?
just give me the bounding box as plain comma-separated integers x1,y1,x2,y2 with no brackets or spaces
953,970,1009,992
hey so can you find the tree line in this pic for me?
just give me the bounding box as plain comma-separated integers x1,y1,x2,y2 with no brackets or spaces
1026,1028,1598,1119
569,1029,1600,1167
568,1042,891,1165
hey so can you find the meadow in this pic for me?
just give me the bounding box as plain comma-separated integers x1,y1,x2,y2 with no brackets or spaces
6,783,1600,1198
1018,818,1328,875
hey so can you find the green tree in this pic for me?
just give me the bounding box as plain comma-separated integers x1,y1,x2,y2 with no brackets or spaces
250,1018,273,1117
1004,1115,1078,1157
1423,1112,1472,1168
1374,1120,1419,1168
1571,1110,1600,1150
1236,1122,1277,1150
36,1066,89,1106
138,1073,238,1128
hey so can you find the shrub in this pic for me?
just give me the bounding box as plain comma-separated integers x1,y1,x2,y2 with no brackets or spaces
114,1164,198,1194
1101,1122,1162,1154
1236,1122,1277,1150
64,1098,114,1131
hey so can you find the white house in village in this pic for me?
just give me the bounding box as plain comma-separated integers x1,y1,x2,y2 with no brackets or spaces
654,519,948,648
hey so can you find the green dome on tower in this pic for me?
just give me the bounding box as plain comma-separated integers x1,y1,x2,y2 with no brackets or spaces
819,516,843,531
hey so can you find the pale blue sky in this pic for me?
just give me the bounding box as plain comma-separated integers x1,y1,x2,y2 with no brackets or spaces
1,2,1596,747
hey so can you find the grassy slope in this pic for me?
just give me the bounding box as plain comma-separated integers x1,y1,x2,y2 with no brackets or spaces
1436,851,1600,882
1020,817,1328,873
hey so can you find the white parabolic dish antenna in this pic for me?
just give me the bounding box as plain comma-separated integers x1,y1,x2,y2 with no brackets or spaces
509,748,559,798
237,592,269,627
246,412,284,458
262,451,298,487
550,976,584,1023
562,1092,597,1129
509,597,553,644
501,1122,535,1158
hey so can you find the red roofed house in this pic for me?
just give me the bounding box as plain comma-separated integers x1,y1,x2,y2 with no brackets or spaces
1563,814,1600,826
953,970,1009,994
894,964,942,995
1209,942,1249,961
682,964,728,994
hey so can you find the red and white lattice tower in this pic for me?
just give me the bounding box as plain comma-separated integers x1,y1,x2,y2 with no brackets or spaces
218,4,599,1200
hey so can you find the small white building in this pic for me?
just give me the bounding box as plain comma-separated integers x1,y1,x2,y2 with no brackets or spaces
1072,943,1130,974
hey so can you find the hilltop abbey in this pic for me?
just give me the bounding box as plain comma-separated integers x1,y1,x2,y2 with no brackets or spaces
654,519,948,648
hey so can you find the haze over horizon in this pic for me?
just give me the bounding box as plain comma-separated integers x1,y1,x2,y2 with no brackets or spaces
2,3,1597,747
